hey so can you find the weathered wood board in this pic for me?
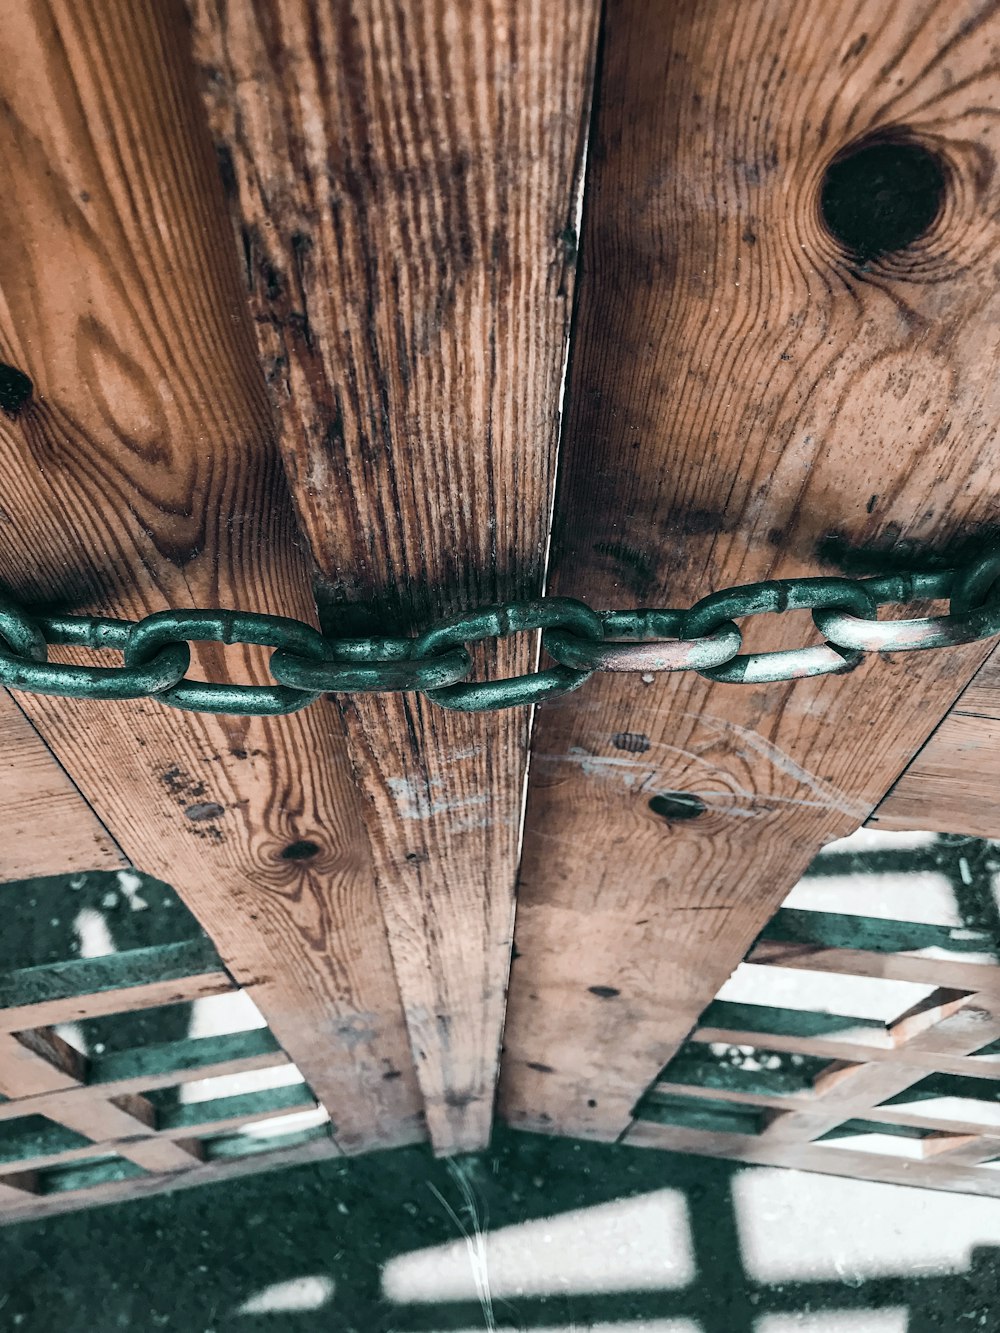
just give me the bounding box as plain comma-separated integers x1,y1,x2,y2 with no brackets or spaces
500,0,1000,1142
0,0,422,1151
190,0,600,1151
871,644,1000,837
0,690,124,880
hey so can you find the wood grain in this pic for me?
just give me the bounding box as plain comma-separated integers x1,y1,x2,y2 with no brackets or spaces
0,0,422,1151
0,689,124,880
500,0,1000,1141
189,0,600,1151
871,643,1000,836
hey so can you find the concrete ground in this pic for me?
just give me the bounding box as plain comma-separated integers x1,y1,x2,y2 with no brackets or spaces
1,1124,999,1332
3,833,1000,1330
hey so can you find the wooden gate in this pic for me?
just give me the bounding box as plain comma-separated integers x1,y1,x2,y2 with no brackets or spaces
3,0,1000,1219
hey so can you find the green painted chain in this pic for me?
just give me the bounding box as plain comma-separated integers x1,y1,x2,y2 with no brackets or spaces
2,552,999,716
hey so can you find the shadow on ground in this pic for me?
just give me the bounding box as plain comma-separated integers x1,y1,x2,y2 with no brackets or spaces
1,1125,998,1332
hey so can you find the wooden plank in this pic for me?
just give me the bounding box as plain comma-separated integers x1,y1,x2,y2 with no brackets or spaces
109,1137,198,1173
871,644,1000,836
52,1094,159,1143
748,937,1000,992
693,1017,1000,1081
0,1034,291,1125
626,1120,1000,1199
647,1076,1000,1138
649,1080,810,1116
500,0,1000,1141
190,0,600,1152
0,971,234,1034
0,1087,320,1177
0,1131,339,1226
0,690,124,880
648,1078,1000,1140
0,0,422,1152
920,1131,1000,1166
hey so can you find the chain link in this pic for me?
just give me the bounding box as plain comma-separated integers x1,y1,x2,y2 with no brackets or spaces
543,609,742,673
123,610,327,715
416,598,603,712
1,553,997,715
683,577,874,684
0,599,191,700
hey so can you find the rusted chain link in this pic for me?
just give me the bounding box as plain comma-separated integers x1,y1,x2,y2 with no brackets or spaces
2,553,998,715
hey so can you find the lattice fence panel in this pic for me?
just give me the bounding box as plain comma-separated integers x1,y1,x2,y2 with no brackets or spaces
0,870,338,1223
626,832,1000,1197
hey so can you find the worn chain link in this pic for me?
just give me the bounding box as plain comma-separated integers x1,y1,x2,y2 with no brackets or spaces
2,554,998,716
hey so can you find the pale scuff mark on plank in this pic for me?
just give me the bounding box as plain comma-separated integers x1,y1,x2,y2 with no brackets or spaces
685,713,870,821
385,776,491,823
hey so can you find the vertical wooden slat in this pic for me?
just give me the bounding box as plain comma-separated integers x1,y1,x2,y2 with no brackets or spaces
501,0,1000,1141
190,0,600,1152
0,690,124,880
0,0,422,1151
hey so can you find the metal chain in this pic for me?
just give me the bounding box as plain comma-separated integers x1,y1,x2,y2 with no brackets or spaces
2,553,999,716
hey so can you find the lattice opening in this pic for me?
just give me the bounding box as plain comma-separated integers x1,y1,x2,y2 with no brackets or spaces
146,1077,318,1133
657,1040,829,1098
637,1090,765,1136
0,1116,90,1166
202,1112,332,1162
36,1155,148,1195
879,1074,1000,1129
817,1120,937,1160
0,867,337,1222
630,829,1000,1195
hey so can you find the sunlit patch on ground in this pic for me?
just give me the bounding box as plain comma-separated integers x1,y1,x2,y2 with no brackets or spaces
383,1187,695,1302
236,1274,335,1314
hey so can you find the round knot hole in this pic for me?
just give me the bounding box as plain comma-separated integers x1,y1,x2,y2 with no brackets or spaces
648,791,706,822
820,136,946,261
0,364,33,418
280,839,321,861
